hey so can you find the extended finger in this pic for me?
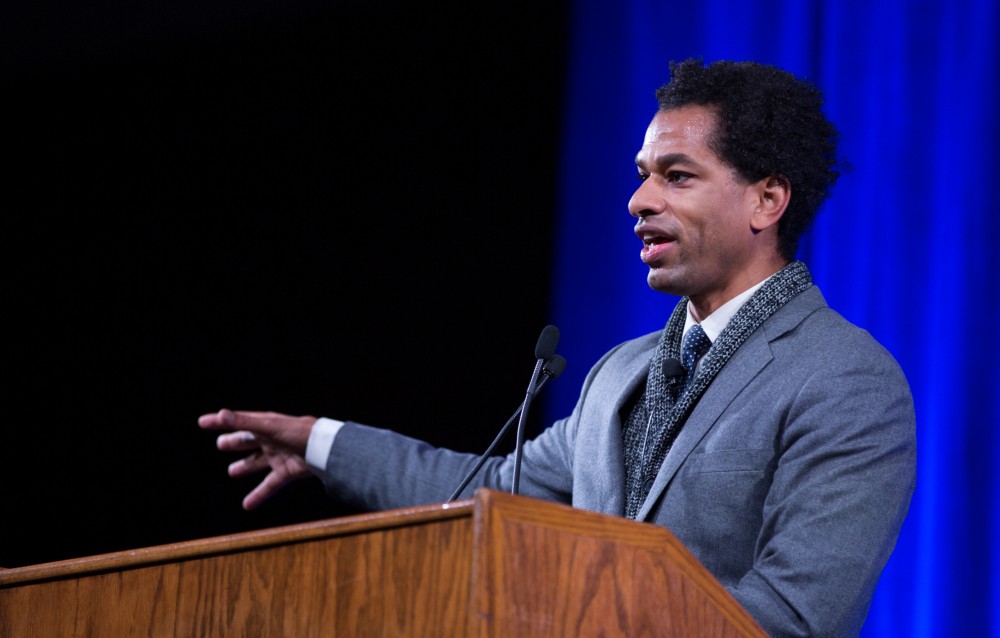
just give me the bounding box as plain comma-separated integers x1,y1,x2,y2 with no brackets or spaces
227,451,270,478
197,412,225,430
215,409,286,437
199,408,273,429
201,410,275,437
216,431,260,452
243,471,293,511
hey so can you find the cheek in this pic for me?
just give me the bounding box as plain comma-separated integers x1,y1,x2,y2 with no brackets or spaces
680,198,721,242
712,191,754,234
689,202,748,258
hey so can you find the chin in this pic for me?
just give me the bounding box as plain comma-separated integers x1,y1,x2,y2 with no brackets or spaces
646,270,685,296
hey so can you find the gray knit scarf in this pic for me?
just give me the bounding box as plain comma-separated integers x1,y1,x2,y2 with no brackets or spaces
622,260,813,519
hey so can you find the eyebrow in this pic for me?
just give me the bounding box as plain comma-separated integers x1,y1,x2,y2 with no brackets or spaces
634,152,702,171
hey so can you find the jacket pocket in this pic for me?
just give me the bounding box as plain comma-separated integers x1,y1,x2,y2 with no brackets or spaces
682,447,775,474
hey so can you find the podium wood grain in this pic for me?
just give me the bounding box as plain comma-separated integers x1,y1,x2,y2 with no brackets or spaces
471,490,765,637
0,502,474,637
0,490,766,637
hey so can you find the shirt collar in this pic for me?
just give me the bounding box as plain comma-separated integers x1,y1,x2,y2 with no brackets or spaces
683,275,773,343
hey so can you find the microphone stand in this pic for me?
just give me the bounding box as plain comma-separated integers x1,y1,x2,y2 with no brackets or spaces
511,357,546,495
447,354,566,502
446,372,554,502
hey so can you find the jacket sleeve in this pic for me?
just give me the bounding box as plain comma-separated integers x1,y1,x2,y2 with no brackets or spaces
314,339,641,512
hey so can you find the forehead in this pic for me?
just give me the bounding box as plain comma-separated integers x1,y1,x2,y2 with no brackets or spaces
638,105,720,160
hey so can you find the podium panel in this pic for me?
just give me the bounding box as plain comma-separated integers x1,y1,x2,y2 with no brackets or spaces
0,490,765,637
471,490,764,637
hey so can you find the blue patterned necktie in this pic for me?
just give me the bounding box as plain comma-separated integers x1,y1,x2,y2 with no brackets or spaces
680,324,712,395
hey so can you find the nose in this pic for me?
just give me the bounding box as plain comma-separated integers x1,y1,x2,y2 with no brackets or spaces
628,179,662,219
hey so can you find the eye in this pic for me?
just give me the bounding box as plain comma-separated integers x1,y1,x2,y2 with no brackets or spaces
636,171,650,182
666,171,692,183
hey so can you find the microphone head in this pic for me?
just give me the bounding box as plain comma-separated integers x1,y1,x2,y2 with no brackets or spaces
543,354,567,380
534,324,560,359
662,357,684,379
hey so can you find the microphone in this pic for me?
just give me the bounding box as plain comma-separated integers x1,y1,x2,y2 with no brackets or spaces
534,324,560,361
662,357,684,399
542,354,567,382
512,325,559,495
662,357,683,378
446,328,565,502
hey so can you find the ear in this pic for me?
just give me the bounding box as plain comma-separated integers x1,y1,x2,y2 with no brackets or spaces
749,174,790,232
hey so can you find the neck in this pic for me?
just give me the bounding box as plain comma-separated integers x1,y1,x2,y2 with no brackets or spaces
687,258,790,322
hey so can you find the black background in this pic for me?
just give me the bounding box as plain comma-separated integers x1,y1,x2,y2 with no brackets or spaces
4,1,569,568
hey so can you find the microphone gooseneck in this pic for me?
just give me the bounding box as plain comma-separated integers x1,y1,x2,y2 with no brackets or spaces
512,326,561,495
446,326,566,502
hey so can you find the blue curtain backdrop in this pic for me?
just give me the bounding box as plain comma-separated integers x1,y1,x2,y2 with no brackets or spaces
546,1,999,635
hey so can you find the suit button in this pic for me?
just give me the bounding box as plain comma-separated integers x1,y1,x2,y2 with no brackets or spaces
642,477,655,493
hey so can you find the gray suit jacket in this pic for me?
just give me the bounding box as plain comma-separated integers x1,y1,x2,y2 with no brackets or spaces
323,286,916,637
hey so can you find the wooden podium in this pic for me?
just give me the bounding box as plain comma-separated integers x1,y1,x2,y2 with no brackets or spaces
0,489,765,637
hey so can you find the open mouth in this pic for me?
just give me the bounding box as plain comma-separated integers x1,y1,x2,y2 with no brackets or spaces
642,232,673,248
639,231,676,263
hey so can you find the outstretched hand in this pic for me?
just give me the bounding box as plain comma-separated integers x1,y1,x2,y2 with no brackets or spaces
198,409,318,511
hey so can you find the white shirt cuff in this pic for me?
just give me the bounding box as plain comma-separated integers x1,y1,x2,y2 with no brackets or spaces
305,417,345,474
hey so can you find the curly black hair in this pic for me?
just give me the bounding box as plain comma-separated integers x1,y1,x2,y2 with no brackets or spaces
656,58,840,260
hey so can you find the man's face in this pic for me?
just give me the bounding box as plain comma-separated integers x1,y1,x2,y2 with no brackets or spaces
629,105,777,317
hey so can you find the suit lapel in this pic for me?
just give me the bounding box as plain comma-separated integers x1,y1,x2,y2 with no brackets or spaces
635,287,826,521
579,336,656,516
